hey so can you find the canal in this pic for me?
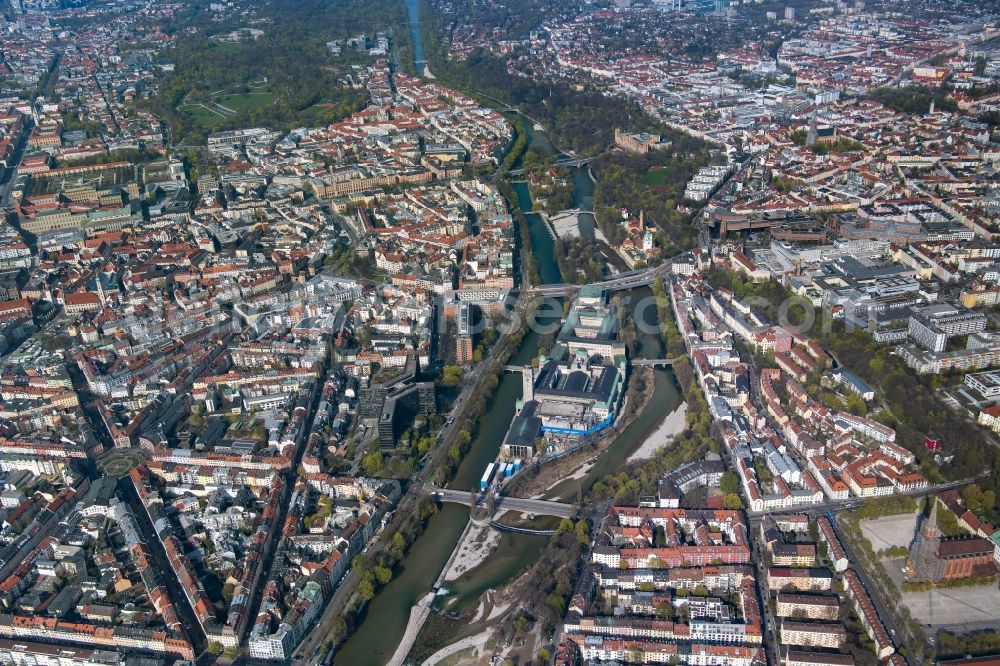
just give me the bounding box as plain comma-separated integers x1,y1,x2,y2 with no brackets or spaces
573,165,597,241
510,122,563,286
511,122,600,282
512,180,562,286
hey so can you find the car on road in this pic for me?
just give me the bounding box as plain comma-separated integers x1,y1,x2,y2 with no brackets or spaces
446,417,454,425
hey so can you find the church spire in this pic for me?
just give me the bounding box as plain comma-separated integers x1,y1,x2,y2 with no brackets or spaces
806,110,818,147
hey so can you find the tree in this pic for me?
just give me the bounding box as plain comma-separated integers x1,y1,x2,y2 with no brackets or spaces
361,451,383,476
373,565,393,585
574,519,590,546
983,490,996,512
937,506,963,537
537,647,552,662
329,615,348,644
963,484,985,513
358,576,376,600
723,493,743,510
846,394,868,416
390,532,406,560
514,615,529,637
441,365,464,387
719,471,739,494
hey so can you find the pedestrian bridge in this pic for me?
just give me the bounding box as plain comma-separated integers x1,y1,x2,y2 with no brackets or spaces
490,521,556,536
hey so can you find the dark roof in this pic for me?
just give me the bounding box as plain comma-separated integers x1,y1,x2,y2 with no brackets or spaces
534,362,618,403
938,536,994,558
938,657,1000,666
504,402,542,448
787,651,855,666
564,370,589,394
777,593,840,607
773,543,817,557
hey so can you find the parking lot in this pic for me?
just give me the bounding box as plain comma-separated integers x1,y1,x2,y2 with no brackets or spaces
859,511,919,551
903,584,1000,631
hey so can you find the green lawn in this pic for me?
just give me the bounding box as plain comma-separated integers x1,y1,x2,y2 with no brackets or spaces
642,167,671,187
179,84,277,130
182,103,228,128
214,90,277,113
99,453,142,478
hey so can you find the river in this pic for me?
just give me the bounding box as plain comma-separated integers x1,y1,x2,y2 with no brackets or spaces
334,305,560,666
513,123,598,254
404,0,427,76
334,18,682,660
336,207,682,666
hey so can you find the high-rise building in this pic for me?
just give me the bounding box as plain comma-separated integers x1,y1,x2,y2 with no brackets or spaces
456,302,474,366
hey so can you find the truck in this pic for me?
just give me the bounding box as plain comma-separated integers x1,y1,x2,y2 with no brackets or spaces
480,463,496,490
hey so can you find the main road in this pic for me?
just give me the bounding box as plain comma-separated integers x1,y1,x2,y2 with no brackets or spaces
829,514,913,666
427,486,577,518
527,255,676,297
745,477,978,520
292,294,536,662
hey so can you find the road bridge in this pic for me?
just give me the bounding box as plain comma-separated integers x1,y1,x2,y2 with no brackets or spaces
428,487,576,518
508,157,594,177
632,358,678,367
526,259,675,297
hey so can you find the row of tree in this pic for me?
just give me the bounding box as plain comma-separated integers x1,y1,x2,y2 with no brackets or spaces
327,494,439,646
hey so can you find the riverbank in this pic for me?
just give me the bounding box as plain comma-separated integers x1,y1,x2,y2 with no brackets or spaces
550,209,582,238
627,401,687,463
383,516,500,665
443,519,501,582
420,630,491,666
388,592,436,666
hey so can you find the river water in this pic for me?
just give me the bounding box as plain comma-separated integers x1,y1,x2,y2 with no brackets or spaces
334,306,560,666
513,124,597,284
334,17,682,660
404,0,426,76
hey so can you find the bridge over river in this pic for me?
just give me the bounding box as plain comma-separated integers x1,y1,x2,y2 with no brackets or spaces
428,486,576,518
508,156,595,177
